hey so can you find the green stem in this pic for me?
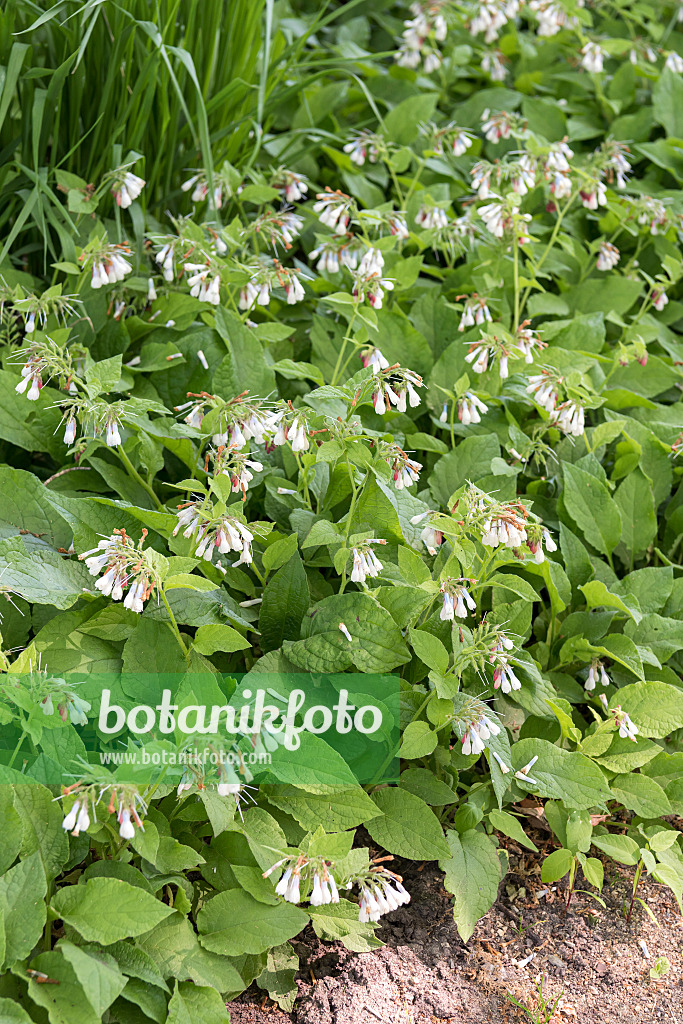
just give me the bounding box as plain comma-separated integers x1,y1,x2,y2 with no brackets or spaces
294,452,312,509
330,308,359,386
513,230,520,332
160,589,190,660
339,458,361,596
519,191,577,313
8,726,27,769
403,156,426,208
117,445,164,511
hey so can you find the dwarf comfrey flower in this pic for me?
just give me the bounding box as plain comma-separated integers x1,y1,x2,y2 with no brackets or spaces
112,171,145,209
415,205,449,230
585,659,610,692
581,42,606,74
652,288,669,312
452,130,474,157
481,50,507,80
526,527,557,563
612,706,638,741
481,110,513,143
550,400,585,437
478,200,507,238
343,131,381,166
459,392,489,426
597,242,620,271
665,51,683,73
459,295,493,331
526,372,559,413
360,347,390,374
272,168,309,202
481,508,528,549
350,542,385,583
185,263,222,305
313,190,353,234
79,528,158,614
579,181,607,210
440,578,477,620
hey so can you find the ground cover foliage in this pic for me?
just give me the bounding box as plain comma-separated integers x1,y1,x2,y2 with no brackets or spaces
0,0,682,1019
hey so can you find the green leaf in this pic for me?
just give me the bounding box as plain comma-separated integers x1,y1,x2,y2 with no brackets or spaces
13,784,69,880
137,913,243,992
510,738,611,809
0,851,46,970
197,889,308,956
439,829,502,943
27,951,100,1024
284,593,410,673
653,67,683,137
259,552,309,653
429,435,500,506
579,580,641,623
562,463,622,556
541,848,574,883
488,809,538,852
192,623,251,655
0,789,22,875
409,628,449,674
309,901,382,952
383,94,438,144
0,999,34,1024
366,788,449,860
610,774,672,819
400,721,438,759
591,833,641,866
614,469,657,560
51,878,174,943
0,537,92,609
166,981,229,1024
58,942,127,1018
611,681,683,738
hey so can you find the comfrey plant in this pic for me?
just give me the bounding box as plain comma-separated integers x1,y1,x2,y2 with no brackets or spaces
0,1,683,1018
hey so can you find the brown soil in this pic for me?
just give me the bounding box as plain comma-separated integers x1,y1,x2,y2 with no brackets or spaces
227,841,683,1024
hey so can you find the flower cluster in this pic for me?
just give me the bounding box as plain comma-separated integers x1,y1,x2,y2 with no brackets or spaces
396,0,448,72
61,782,147,840
384,445,422,490
458,391,489,426
611,706,639,742
372,366,424,414
440,578,477,620
585,659,611,692
490,634,522,693
460,707,501,756
480,503,529,549
83,243,133,289
173,504,255,565
111,169,145,209
79,529,159,614
351,540,386,584
264,855,340,907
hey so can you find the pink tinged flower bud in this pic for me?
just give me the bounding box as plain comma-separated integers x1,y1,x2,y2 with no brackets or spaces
339,622,353,642
27,378,41,401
